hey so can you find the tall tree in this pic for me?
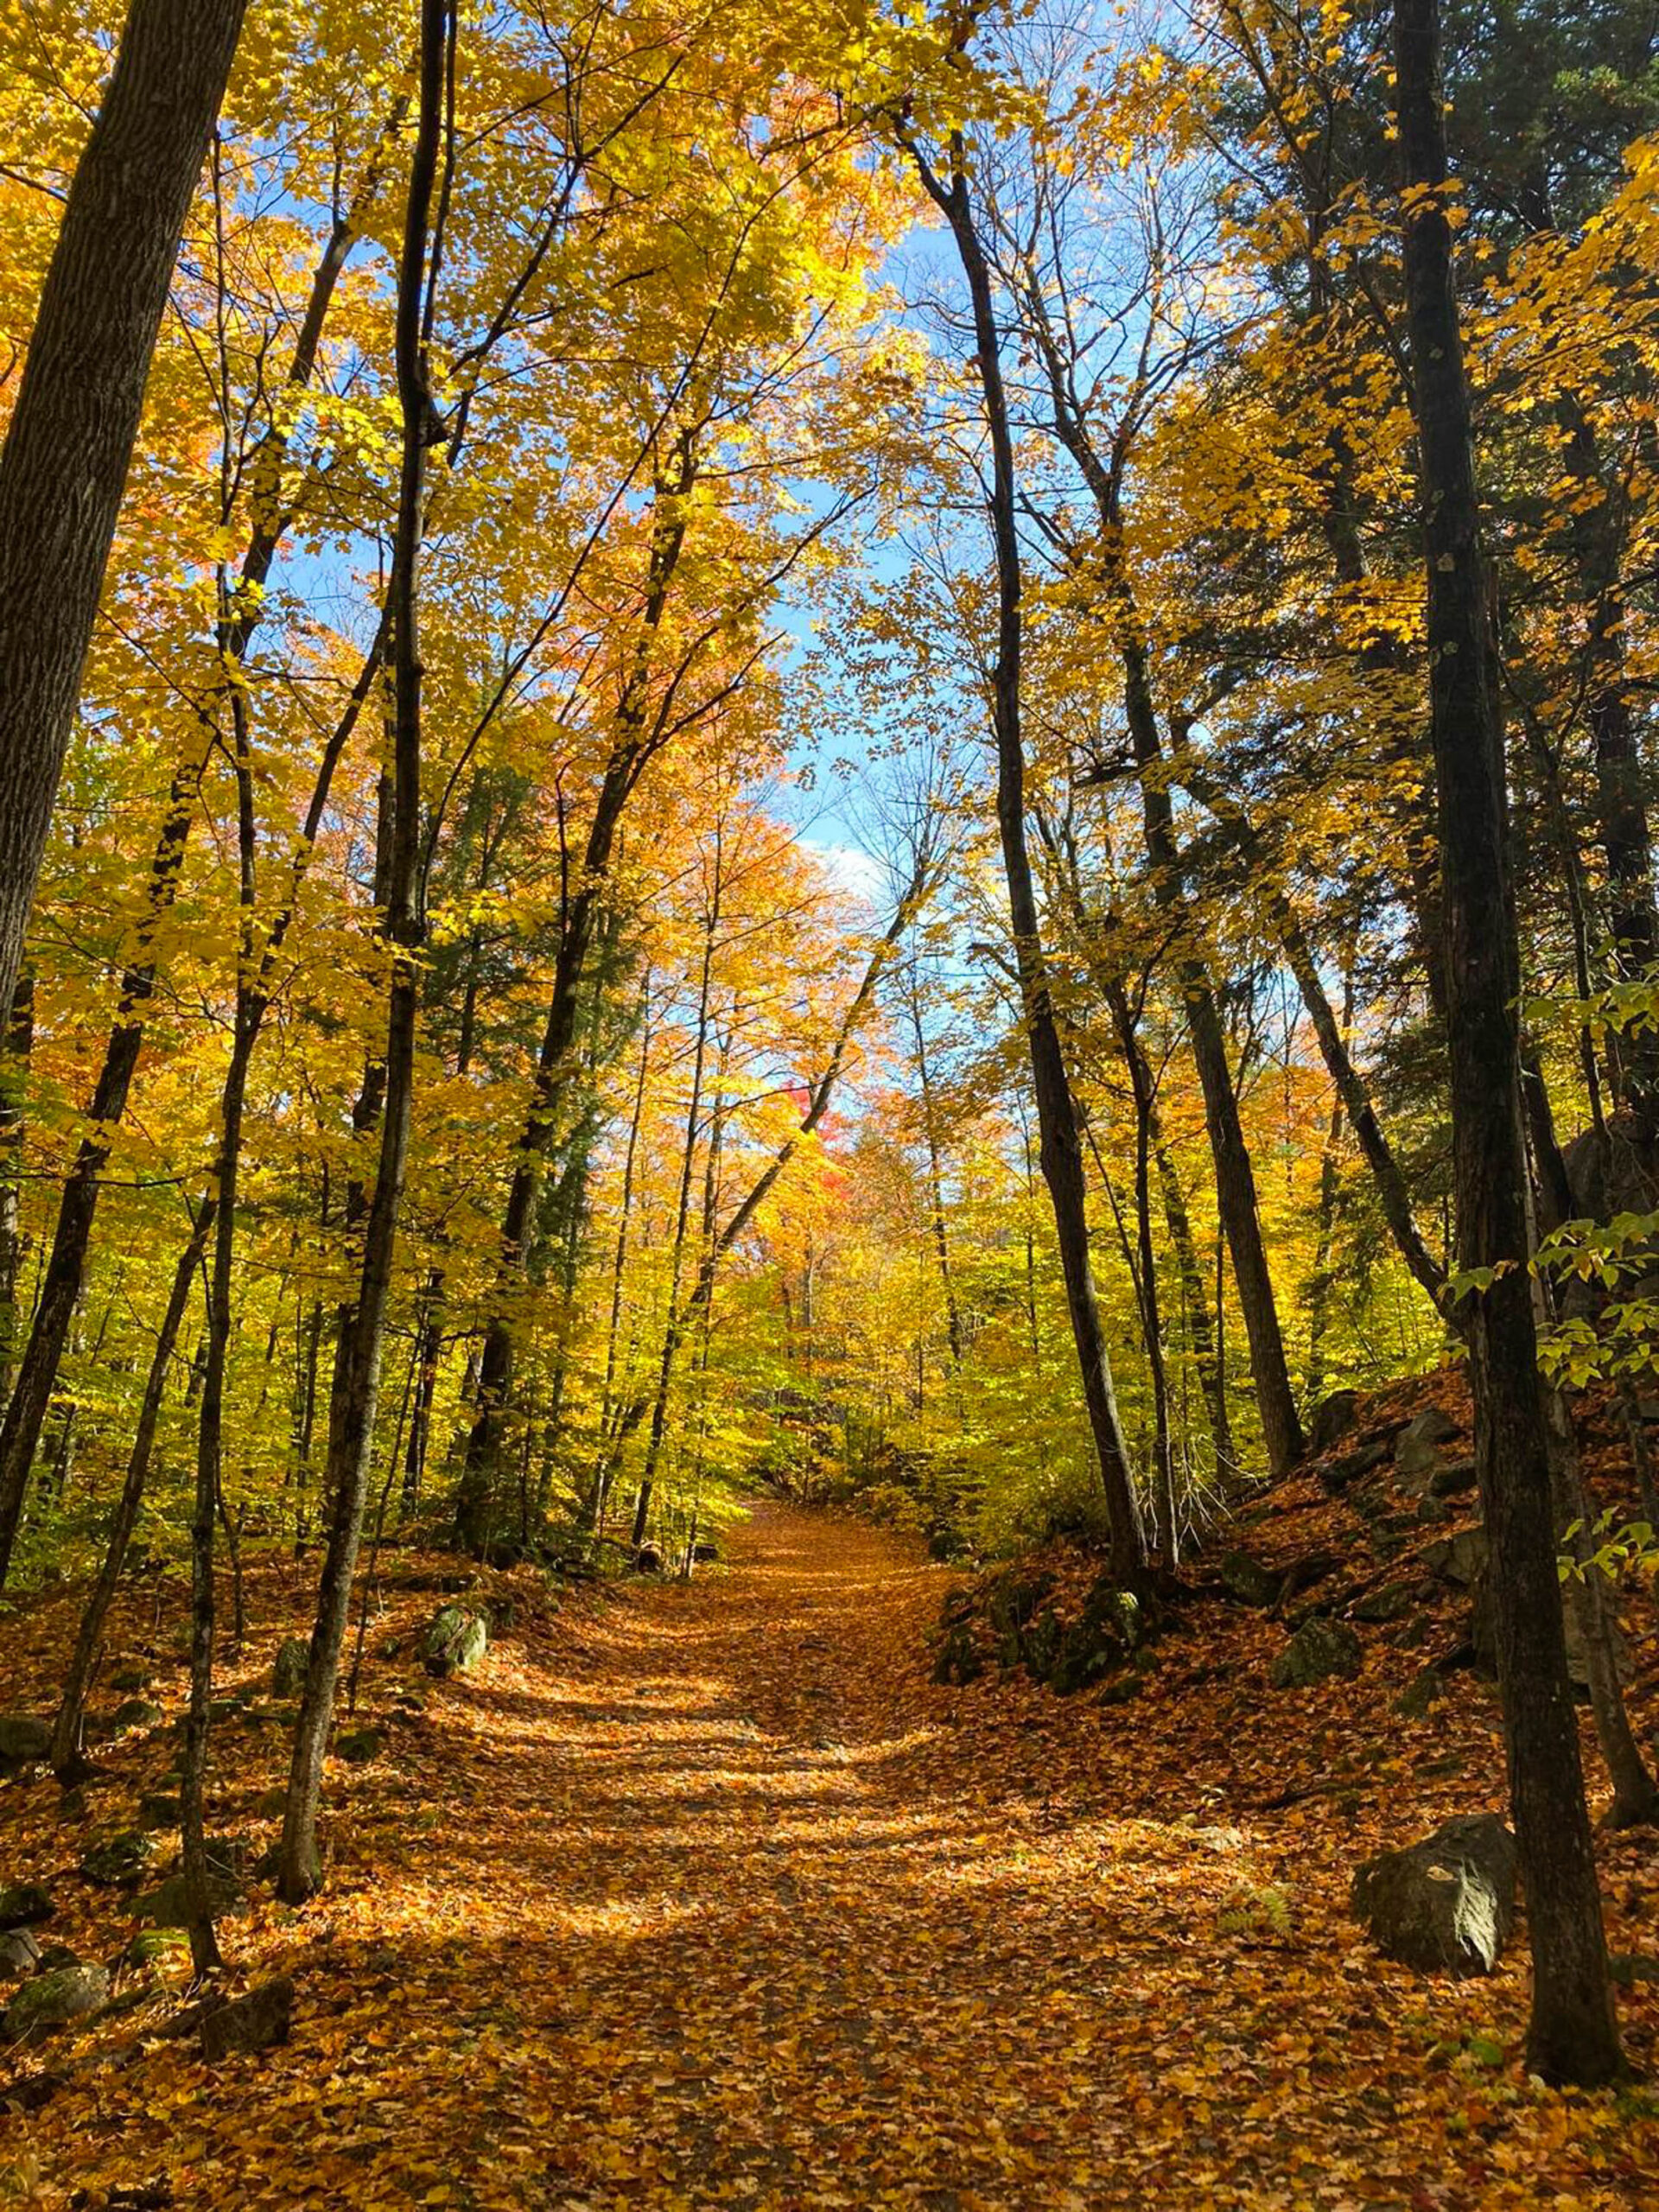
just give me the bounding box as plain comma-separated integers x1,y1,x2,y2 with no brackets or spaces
0,0,250,1027
1393,0,1620,2085
895,112,1141,1580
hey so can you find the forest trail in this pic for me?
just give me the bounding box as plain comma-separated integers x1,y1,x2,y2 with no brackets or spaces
11,1500,1656,2209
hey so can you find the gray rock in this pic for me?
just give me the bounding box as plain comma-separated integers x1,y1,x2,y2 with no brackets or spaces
79,1830,155,1887
1423,1527,1489,1589
270,1637,310,1699
1395,1667,1449,1720
1319,1439,1390,1496
1270,1617,1363,1689
1351,1813,1516,1976
3,1961,110,2042
1395,1409,1461,1491
0,1716,51,1771
1428,1458,1478,1500
130,1872,246,1929
200,1974,293,2061
1218,1549,1281,1609
1351,1581,1416,1624
1278,1550,1343,1604
0,1928,41,1980
419,1603,490,1679
1307,1389,1360,1458
110,1698,164,1732
0,1883,54,1930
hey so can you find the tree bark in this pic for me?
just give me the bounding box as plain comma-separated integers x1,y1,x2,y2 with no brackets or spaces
0,0,249,1025
1395,0,1619,2085
899,126,1141,1577
0,131,392,1589
277,0,447,1905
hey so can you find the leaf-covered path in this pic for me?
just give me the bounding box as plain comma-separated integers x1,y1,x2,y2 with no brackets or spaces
11,1500,1657,2208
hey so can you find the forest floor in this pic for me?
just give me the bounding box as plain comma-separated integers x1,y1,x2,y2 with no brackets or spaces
4,1494,1659,2208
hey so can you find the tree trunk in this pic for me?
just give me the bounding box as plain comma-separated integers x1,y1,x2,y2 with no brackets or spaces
1395,0,1619,2085
0,974,34,1392
50,1206,213,1782
455,448,696,1550
901,128,1141,1577
0,138,389,1589
277,0,446,1905
0,0,249,1025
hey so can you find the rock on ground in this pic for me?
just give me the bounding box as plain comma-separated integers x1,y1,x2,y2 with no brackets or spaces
1351,1813,1516,1977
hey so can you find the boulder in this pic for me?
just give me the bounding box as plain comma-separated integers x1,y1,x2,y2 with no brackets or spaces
1351,1580,1416,1624
1218,1549,1281,1609
135,1792,181,1833
0,1716,51,1772
3,1961,110,2042
1394,1408,1460,1492
1428,1458,1478,1500
270,1637,310,1700
1270,1618,1363,1689
0,1928,41,1980
200,1975,293,2062
1423,1527,1489,1590
79,1830,155,1888
931,1622,983,1687
0,1883,54,1931
1319,1438,1390,1497
108,1666,151,1694
130,1872,246,1929
1307,1389,1360,1458
1395,1667,1449,1721
1278,1550,1343,1605
109,1698,164,1733
632,1545,664,1575
985,1568,1055,1667
691,1541,720,1564
334,1726,384,1766
1351,1813,1516,1976
419,1604,490,1679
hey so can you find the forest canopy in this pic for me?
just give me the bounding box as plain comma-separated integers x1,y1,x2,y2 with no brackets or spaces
1,0,1658,2120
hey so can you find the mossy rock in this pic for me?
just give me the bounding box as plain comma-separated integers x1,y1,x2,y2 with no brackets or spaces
109,1667,152,1694
136,1792,181,1833
124,1925,188,1974
1218,1549,1281,1609
1270,1617,1363,1689
0,1882,55,1930
1395,1668,1448,1721
335,1726,385,1766
931,1624,984,1687
130,1872,246,1928
0,1715,51,1770
984,1568,1054,1640
1351,1581,1416,1624
111,1698,164,1732
79,1830,155,1888
3,1961,109,2041
419,1604,490,1679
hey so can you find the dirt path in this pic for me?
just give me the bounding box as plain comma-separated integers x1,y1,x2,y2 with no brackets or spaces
11,1502,1654,2208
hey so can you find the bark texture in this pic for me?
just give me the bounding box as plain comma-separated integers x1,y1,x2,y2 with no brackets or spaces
1395,0,1620,2085
0,0,249,1024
